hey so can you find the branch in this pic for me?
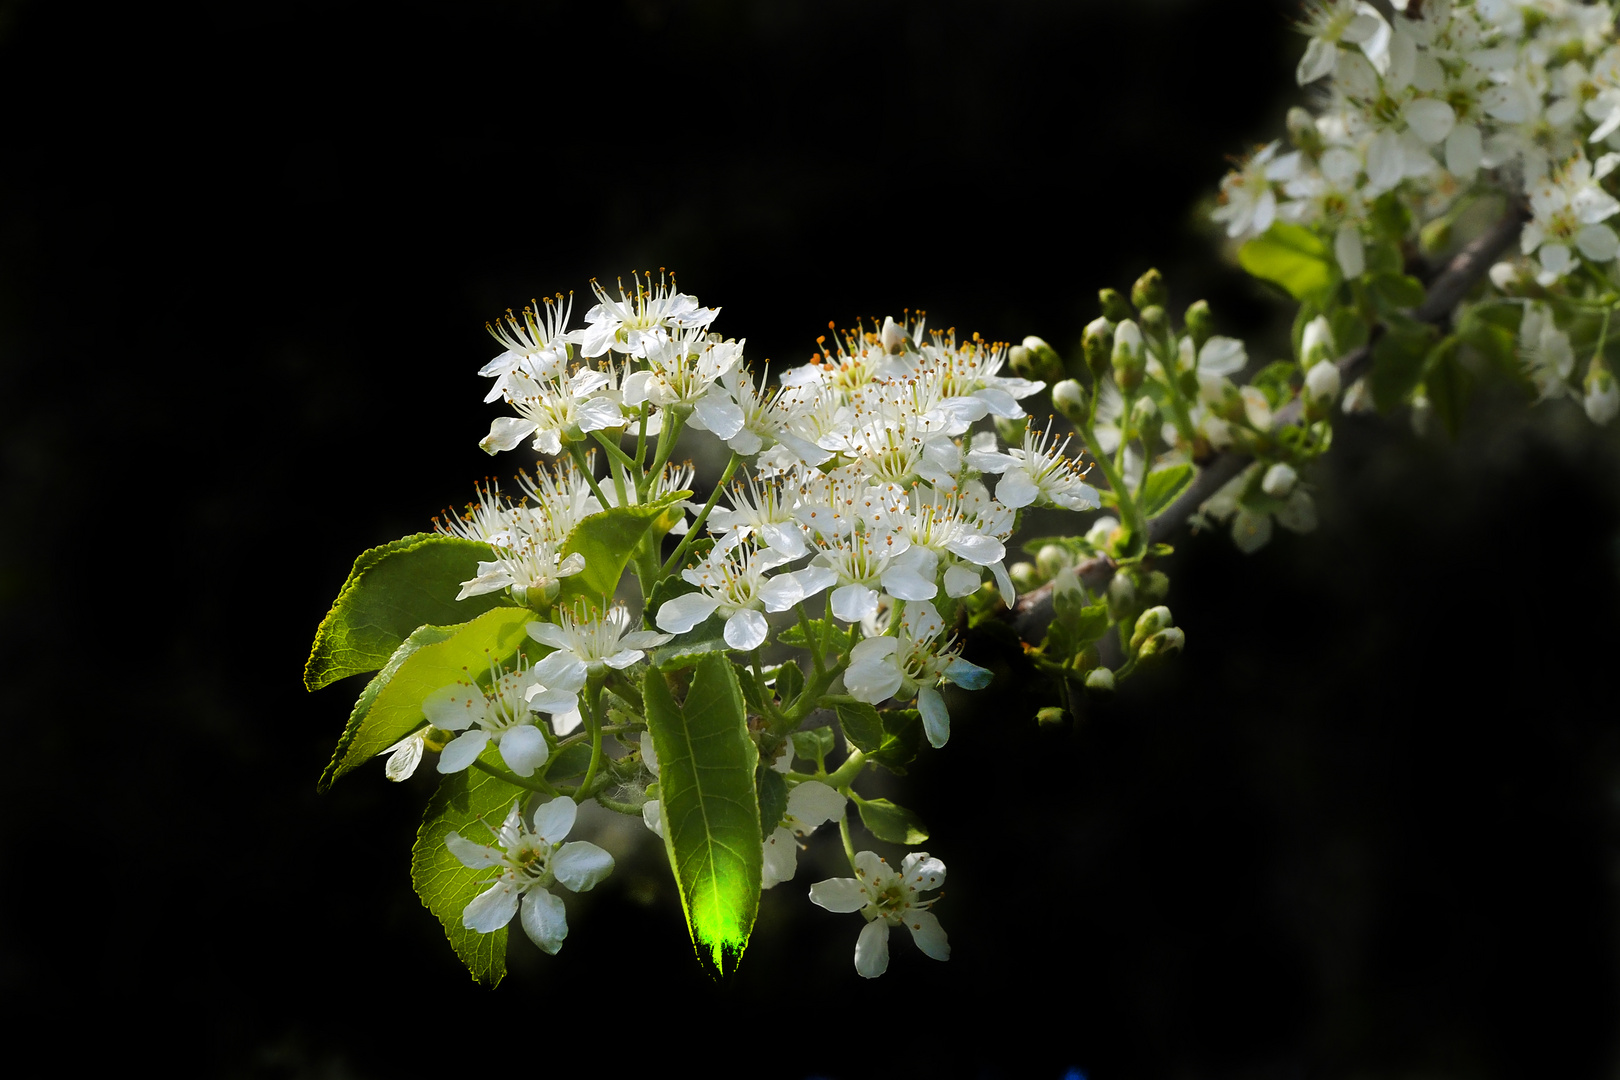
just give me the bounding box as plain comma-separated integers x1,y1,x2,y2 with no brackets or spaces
1010,203,1528,644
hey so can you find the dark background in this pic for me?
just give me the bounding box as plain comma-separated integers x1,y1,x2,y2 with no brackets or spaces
3,1,1618,1077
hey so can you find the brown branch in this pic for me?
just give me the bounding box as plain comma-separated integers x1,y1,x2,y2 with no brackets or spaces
1010,203,1528,644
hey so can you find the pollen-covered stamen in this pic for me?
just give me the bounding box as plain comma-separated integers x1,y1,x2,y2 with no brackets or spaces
435,478,522,547
487,293,575,366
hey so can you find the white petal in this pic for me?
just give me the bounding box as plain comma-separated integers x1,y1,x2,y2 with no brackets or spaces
1335,224,1366,279
854,919,891,978
880,565,937,602
526,621,570,651
918,685,950,748
655,592,722,633
530,795,578,842
693,394,746,440
422,682,483,732
1445,123,1482,178
1296,37,1337,85
552,841,615,892
436,730,490,773
462,879,520,933
809,877,869,913
994,468,1038,509
906,910,951,962
723,608,770,651
1577,224,1619,263
383,733,424,781
496,724,549,777
550,707,582,737
943,563,983,597
1196,336,1247,377
519,887,569,955
761,827,798,889
786,780,847,826
831,583,879,623
844,654,904,705
445,831,504,871
479,417,537,455
642,799,664,837
1403,98,1454,144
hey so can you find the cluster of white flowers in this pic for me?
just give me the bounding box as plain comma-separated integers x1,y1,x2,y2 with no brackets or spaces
1216,0,1620,424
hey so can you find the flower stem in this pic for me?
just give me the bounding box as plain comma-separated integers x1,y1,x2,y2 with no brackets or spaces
659,451,740,577
1078,414,1146,556
576,675,607,800
569,443,611,508
472,759,558,796
640,409,684,500
838,812,858,872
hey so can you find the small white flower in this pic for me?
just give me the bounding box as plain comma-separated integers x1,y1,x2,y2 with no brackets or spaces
526,603,670,724
971,419,1100,512
842,601,992,748
425,657,556,777
481,294,582,401
446,796,614,955
580,271,719,359
809,850,949,978
761,780,847,889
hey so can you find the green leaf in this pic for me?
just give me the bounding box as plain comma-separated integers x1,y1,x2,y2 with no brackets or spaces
835,700,885,754
1424,338,1472,441
545,741,595,780
1368,271,1426,312
1329,307,1370,356
318,622,455,791
756,767,788,840
648,608,730,670
1251,359,1300,409
853,795,929,845
558,492,693,609
319,606,535,789
1238,223,1338,304
777,618,855,653
1370,320,1439,412
773,660,805,710
643,654,762,974
1140,464,1194,518
410,760,522,986
837,702,921,774
305,534,510,691
789,725,836,765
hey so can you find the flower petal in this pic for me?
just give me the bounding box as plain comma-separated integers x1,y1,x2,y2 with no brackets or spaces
906,910,951,962
519,887,569,955
462,878,520,933
530,795,578,843
552,841,615,893
854,918,891,978
808,876,868,913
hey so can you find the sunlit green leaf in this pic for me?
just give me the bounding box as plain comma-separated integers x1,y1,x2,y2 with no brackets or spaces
558,491,692,609
853,794,929,845
643,654,762,975
319,607,535,789
305,534,508,691
1238,223,1338,304
1141,465,1194,518
410,759,522,986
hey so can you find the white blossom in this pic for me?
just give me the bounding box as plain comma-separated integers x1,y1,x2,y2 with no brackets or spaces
809,850,949,978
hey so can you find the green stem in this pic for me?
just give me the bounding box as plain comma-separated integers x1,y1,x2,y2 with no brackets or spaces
660,452,741,577
824,748,867,790
640,409,684,500
472,759,558,796
838,812,858,872
591,428,642,478
1078,415,1146,555
795,603,824,676
569,444,611,508
576,676,607,800
635,406,650,472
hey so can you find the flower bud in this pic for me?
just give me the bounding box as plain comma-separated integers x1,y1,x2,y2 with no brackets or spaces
1488,261,1529,296
1240,385,1272,429
1082,317,1115,377
1138,304,1168,343
1137,626,1185,662
1106,571,1136,622
1183,300,1213,351
1008,344,1034,378
1036,543,1073,579
1052,379,1087,424
1129,605,1173,653
1141,570,1170,601
1099,288,1133,322
1021,335,1067,383
1036,706,1069,726
1300,315,1336,369
1009,561,1039,591
1261,462,1298,497
1586,355,1619,424
1286,106,1323,155
1084,667,1116,697
1131,267,1167,311
881,315,908,354
994,414,1029,446
1112,319,1145,392
1085,515,1120,548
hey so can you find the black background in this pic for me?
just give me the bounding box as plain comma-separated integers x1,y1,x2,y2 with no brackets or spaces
3,1,1618,1077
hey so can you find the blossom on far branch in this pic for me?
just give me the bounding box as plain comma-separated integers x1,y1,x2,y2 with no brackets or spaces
762,780,847,889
